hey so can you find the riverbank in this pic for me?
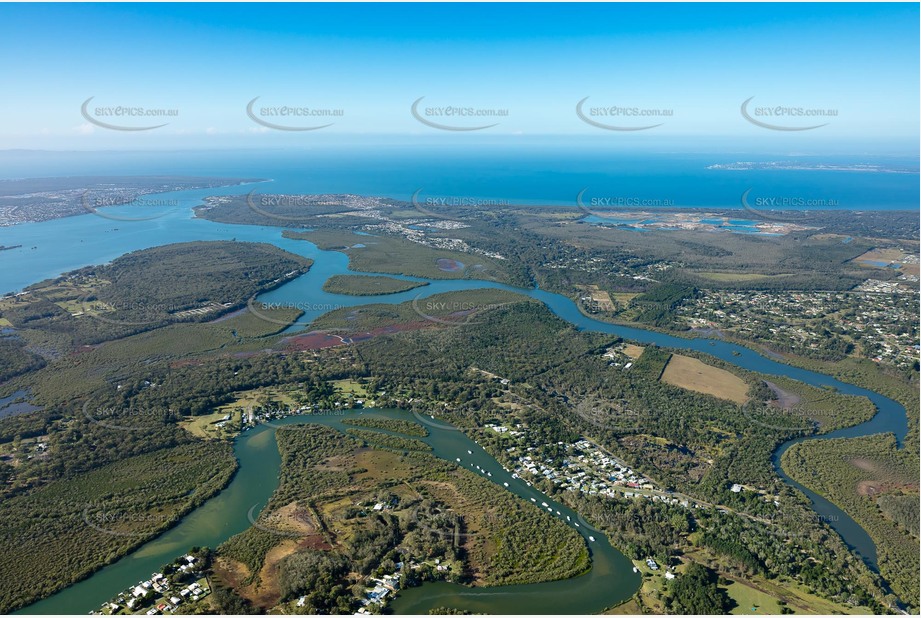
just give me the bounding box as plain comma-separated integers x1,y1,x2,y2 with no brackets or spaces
4,190,913,614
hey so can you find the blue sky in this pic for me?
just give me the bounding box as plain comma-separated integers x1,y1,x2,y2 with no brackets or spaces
0,3,917,152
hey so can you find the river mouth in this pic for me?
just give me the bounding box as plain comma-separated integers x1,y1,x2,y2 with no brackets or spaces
9,218,909,614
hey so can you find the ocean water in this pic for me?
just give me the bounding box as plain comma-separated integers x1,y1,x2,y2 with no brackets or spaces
1,147,917,209
0,147,917,293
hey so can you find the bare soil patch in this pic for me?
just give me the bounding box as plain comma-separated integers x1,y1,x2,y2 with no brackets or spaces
660,354,749,404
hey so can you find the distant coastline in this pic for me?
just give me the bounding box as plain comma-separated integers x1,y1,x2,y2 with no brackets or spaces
708,161,919,174
0,176,266,227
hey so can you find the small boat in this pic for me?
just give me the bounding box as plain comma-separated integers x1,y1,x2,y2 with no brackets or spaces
530,498,536,502
467,450,472,454
487,472,492,477
566,516,571,521
430,415,434,419
574,522,580,527
456,458,461,462
526,481,531,486
503,482,509,487
589,536,595,542
541,502,549,507
556,510,561,515
547,507,553,512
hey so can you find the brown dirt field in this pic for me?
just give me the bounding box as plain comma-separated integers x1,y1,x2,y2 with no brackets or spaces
849,458,918,496
262,502,318,535
660,354,749,404
622,344,645,360
215,536,333,610
854,247,905,264
588,287,615,311
242,540,302,608
857,480,886,496
212,557,251,597
298,534,334,551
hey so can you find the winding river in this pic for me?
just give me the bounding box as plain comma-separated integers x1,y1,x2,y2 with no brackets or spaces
3,191,908,614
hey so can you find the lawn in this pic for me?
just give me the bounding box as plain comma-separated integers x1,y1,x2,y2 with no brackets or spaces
725,579,783,614
179,409,241,439
330,378,370,398
681,549,868,615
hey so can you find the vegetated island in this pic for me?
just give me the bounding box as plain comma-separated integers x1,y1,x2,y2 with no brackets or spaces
322,274,428,296
0,240,311,350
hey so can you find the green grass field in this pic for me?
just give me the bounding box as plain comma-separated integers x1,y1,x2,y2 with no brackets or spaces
725,580,783,614
180,409,242,439
330,378,370,398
